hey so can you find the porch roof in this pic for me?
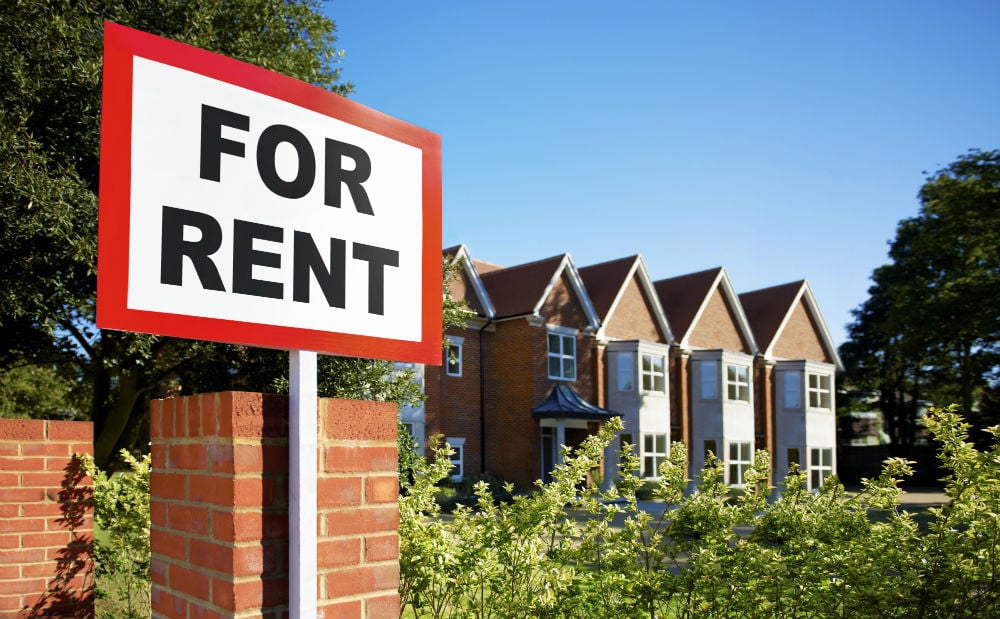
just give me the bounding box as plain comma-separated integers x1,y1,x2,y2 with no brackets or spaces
531,384,619,421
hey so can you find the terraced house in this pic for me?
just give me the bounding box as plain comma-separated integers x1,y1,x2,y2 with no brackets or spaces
407,245,841,490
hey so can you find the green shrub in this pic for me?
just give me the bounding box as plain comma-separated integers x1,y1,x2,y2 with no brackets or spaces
399,406,1000,618
81,450,151,619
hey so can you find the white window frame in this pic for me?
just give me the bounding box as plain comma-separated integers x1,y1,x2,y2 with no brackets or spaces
783,371,802,409
445,336,464,377
641,353,666,393
546,326,577,381
699,360,719,400
641,433,668,479
447,437,465,482
727,441,752,487
809,447,833,490
726,364,750,402
808,373,832,409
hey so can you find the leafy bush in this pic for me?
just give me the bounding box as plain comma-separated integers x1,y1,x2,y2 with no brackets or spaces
399,406,1000,618
81,450,151,619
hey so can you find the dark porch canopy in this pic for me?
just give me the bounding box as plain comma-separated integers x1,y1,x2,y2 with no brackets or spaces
531,384,619,421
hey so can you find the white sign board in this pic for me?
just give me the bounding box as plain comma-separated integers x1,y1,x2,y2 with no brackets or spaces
98,22,442,363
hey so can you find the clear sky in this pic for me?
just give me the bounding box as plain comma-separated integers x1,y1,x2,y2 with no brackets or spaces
325,1,1000,347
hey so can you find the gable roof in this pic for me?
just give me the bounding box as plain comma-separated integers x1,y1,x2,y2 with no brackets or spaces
653,267,721,341
444,245,496,318
480,254,600,327
653,266,757,353
739,280,843,371
579,255,673,343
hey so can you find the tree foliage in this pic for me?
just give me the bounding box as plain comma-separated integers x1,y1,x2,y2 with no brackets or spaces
0,363,88,420
0,1,437,467
841,149,1000,450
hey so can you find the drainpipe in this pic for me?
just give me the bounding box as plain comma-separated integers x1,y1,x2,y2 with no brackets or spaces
478,318,493,474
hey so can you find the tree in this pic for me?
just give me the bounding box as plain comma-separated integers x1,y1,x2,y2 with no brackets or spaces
0,0,438,466
841,149,1000,452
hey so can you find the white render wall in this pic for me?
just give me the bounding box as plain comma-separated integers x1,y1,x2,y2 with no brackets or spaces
689,350,756,486
773,360,837,489
604,341,671,483
396,362,426,455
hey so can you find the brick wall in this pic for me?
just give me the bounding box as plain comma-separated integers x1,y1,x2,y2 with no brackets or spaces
0,419,94,619
602,275,666,343
150,392,399,619
771,299,831,363
425,325,483,476
484,319,539,488
687,287,752,353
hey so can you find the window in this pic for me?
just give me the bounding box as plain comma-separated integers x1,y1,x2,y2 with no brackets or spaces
704,440,718,461
447,437,465,482
619,433,634,456
616,352,634,391
642,433,668,478
726,364,750,402
641,354,666,393
727,441,752,486
808,374,832,409
700,360,719,400
787,448,801,472
445,338,463,377
547,330,576,380
809,448,833,489
784,372,802,409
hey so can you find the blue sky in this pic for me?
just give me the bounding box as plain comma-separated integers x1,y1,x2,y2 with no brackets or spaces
325,1,1000,346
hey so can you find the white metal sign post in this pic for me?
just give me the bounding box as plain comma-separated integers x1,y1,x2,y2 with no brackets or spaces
98,22,441,617
289,350,318,617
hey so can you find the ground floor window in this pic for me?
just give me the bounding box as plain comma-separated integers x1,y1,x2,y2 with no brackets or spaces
809,448,833,489
446,437,465,482
727,441,752,486
642,433,668,478
787,447,801,473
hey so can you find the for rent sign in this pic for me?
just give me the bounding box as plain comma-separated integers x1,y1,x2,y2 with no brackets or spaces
98,22,442,363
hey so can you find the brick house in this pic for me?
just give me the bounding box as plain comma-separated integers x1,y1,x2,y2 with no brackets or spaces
405,245,495,480
410,247,841,492
578,255,673,485
739,280,843,489
654,267,760,487
477,252,609,488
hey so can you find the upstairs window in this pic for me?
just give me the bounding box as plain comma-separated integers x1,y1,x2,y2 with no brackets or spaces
445,338,463,377
808,373,832,409
641,354,666,393
616,352,634,391
699,360,719,400
547,330,576,380
783,371,802,409
726,364,750,402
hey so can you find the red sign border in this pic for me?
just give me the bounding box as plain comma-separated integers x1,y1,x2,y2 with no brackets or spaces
98,22,442,364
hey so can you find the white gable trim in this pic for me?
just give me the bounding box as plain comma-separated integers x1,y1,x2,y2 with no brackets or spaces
766,281,843,372
683,267,758,355
601,256,674,344
533,254,601,330
451,245,496,319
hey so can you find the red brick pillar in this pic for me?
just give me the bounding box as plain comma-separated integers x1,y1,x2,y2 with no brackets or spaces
0,419,94,619
150,392,400,619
